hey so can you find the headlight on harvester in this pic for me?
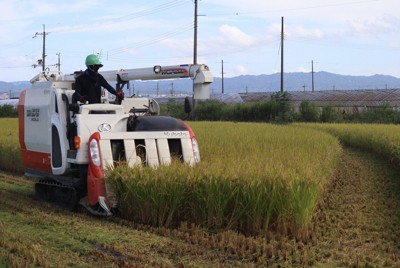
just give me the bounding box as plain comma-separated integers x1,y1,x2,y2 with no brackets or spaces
191,137,201,163
178,119,201,164
89,139,101,167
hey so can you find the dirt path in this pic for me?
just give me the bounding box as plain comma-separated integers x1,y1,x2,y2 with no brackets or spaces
0,147,399,267
310,148,400,267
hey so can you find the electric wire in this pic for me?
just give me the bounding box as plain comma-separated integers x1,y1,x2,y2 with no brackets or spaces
217,0,382,17
106,23,194,56
51,0,190,34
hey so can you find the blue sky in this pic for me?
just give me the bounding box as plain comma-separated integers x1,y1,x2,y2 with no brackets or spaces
0,0,399,82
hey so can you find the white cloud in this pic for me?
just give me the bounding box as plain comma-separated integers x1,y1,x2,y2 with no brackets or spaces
347,15,400,37
294,67,309,73
267,23,324,40
218,24,257,47
0,0,101,21
234,65,248,75
1,0,400,81
288,26,324,39
200,24,261,56
2,56,32,67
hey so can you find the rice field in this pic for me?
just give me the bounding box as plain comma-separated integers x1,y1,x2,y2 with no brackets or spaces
4,118,400,237
1,118,400,266
0,118,22,174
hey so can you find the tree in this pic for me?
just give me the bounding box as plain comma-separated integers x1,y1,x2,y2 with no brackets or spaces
299,101,319,122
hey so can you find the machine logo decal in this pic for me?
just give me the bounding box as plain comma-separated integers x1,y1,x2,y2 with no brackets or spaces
98,123,112,132
161,68,188,76
164,131,189,137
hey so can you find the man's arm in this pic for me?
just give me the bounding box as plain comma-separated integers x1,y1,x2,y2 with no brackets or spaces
99,75,117,95
99,75,124,103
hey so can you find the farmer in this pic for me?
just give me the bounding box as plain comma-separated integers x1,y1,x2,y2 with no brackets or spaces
73,54,124,104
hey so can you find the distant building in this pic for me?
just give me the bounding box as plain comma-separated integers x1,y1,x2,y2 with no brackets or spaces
240,89,400,114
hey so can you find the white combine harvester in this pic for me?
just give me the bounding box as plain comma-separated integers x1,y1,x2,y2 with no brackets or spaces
18,64,213,215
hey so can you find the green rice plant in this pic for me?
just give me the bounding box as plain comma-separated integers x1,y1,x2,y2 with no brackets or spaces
189,173,241,230
109,162,189,228
0,258,11,268
236,178,278,235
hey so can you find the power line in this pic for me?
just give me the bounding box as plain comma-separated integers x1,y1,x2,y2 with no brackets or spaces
107,23,194,56
113,0,189,21
50,0,190,34
207,0,382,17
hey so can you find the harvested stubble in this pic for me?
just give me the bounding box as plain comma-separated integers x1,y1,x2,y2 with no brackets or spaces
107,122,342,237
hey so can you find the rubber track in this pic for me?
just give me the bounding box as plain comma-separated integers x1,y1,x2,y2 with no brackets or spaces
35,180,77,210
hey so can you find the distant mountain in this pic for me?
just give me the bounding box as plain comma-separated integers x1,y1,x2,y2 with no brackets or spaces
0,81,30,98
1,72,400,98
211,72,400,93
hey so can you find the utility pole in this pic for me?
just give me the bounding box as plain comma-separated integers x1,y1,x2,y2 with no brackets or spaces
311,60,315,92
193,0,198,65
221,59,225,94
280,17,284,93
56,53,61,72
33,24,49,72
192,0,199,117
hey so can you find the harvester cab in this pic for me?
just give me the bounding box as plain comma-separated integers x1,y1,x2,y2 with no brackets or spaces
19,64,213,215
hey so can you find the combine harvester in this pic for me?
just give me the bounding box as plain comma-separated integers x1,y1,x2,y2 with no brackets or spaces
18,64,213,215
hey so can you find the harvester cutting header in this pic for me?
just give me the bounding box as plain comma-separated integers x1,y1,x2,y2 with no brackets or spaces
19,56,213,215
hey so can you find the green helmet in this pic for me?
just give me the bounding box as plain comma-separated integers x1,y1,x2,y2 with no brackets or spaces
85,54,103,67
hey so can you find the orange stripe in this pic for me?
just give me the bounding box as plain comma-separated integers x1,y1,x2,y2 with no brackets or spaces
21,149,52,173
18,90,26,150
18,90,51,173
